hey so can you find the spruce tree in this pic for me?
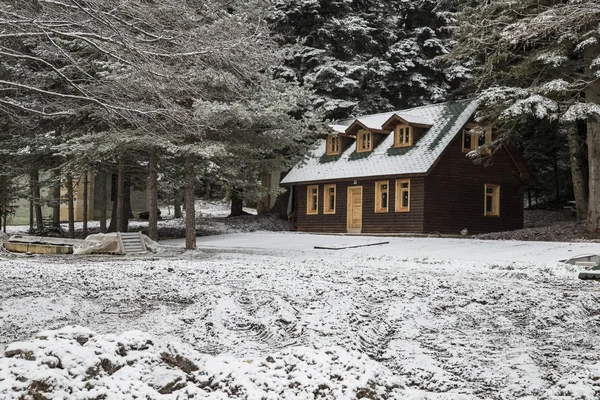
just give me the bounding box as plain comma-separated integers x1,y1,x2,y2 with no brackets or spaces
451,0,600,229
269,0,466,119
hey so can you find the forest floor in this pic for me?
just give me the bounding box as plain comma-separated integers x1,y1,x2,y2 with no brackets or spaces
474,209,591,242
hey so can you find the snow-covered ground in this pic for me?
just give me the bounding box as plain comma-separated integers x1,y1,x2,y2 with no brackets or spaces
2,231,600,399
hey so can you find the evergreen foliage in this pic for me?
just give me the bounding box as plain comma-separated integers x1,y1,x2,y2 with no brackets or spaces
0,0,321,243
269,0,467,119
451,0,600,228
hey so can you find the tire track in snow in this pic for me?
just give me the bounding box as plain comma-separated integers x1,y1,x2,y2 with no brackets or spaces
3,251,600,398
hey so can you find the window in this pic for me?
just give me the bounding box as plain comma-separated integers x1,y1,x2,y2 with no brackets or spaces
357,130,372,152
307,185,318,215
326,136,341,155
324,184,336,214
395,179,410,212
375,181,389,213
462,124,492,153
394,124,413,148
484,184,500,216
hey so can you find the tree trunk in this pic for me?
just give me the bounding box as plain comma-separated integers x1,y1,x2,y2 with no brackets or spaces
148,149,158,241
108,194,118,232
270,189,291,219
185,155,196,249
121,174,132,232
585,43,600,232
203,180,212,200
28,173,34,232
586,116,600,232
174,188,182,218
83,172,89,237
552,150,560,203
229,188,245,216
66,173,75,238
99,172,107,233
52,170,61,227
31,169,43,230
566,123,588,220
116,157,125,232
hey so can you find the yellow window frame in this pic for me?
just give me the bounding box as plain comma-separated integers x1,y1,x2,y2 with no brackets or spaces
307,185,319,215
375,180,389,213
484,184,500,217
324,184,336,214
357,130,373,152
326,135,341,155
394,124,413,148
395,179,410,212
462,124,492,153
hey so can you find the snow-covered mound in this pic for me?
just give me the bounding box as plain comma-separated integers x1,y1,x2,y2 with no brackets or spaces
1,326,404,400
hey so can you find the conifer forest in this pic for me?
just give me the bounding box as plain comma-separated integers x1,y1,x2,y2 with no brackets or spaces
1,0,600,245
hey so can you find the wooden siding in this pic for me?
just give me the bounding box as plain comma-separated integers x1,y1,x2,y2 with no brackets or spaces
424,135,524,234
295,177,425,233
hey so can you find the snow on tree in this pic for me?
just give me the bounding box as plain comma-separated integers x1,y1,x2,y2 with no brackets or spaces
269,0,466,119
193,81,321,216
452,0,600,228
0,0,320,246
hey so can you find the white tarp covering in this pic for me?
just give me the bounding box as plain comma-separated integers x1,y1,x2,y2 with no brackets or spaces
73,233,123,255
73,233,159,255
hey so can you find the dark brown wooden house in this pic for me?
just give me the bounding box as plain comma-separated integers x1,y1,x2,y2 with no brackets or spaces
281,100,533,235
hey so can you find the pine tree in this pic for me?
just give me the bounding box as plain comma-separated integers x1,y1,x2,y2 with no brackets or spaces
269,0,466,119
1,0,321,247
193,81,320,216
451,0,600,230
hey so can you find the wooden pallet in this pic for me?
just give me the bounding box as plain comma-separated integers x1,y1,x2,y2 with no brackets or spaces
117,232,147,255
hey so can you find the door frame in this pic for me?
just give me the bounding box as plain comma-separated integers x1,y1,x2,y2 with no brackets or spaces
346,186,363,233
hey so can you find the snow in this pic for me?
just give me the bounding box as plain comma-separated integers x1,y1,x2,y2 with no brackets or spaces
3,200,600,398
165,232,600,264
2,228,600,398
500,95,558,120
535,52,568,67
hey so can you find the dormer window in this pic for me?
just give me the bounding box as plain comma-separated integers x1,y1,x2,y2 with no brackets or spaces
326,135,341,155
462,124,492,153
357,130,372,152
394,124,413,148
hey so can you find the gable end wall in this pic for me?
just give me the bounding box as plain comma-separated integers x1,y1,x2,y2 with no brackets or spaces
424,135,525,234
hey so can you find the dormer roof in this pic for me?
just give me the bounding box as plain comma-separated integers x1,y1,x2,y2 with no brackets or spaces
281,99,479,185
344,119,388,136
381,113,434,131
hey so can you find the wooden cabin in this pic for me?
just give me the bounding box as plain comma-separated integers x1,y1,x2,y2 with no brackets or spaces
281,100,532,235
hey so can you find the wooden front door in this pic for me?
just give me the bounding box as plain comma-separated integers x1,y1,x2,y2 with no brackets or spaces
347,186,363,233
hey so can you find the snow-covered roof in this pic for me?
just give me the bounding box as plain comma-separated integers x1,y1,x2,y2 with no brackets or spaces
282,99,478,184
354,112,434,131
328,124,348,134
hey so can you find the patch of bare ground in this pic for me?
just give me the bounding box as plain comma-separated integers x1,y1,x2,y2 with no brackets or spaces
474,209,600,242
